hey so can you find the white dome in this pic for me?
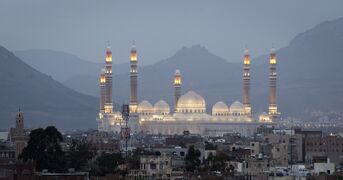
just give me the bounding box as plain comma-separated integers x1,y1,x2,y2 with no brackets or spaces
259,112,272,123
177,91,206,113
138,100,153,115
229,101,245,115
154,100,170,115
212,101,229,116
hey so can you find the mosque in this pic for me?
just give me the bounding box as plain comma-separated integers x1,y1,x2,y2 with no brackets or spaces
96,43,279,137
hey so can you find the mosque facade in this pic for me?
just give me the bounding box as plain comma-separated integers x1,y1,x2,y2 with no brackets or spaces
97,44,278,137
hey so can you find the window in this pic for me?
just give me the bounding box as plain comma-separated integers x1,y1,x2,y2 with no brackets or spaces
150,163,156,169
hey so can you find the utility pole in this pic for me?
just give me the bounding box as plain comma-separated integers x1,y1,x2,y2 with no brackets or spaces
121,104,130,159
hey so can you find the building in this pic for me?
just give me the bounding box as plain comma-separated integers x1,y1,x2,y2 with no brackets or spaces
128,154,175,179
313,160,335,175
304,135,343,166
13,110,26,160
97,45,279,136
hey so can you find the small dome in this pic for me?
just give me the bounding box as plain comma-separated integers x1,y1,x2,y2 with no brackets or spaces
175,69,181,75
229,101,245,115
177,91,206,113
259,112,272,123
138,100,153,115
212,101,229,116
114,111,122,116
154,100,170,115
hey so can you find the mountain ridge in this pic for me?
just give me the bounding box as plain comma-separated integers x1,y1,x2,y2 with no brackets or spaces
0,46,98,130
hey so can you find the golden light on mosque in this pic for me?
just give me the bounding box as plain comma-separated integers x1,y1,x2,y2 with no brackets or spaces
105,47,112,62
174,77,181,85
130,52,137,61
244,55,250,65
270,54,276,64
100,75,106,84
106,54,112,62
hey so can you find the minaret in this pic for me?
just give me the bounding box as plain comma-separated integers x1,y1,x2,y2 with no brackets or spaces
268,47,279,120
104,46,113,114
243,48,251,116
14,110,26,159
174,69,182,112
129,41,138,113
99,68,106,116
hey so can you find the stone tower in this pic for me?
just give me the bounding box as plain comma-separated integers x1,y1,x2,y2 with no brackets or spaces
14,110,26,159
129,41,140,133
243,48,251,116
104,46,113,114
174,69,182,112
268,48,279,120
99,68,106,115
130,42,138,113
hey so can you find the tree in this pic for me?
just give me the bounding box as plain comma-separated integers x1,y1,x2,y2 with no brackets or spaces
67,140,94,171
20,126,65,172
205,142,217,150
185,145,201,172
94,152,124,175
209,151,230,173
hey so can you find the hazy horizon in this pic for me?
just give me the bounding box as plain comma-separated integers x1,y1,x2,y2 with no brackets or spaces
1,0,343,65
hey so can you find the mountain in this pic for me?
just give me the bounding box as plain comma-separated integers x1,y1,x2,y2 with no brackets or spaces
114,45,242,109
254,17,343,117
14,49,129,96
13,16,343,121
0,46,98,130
112,17,343,118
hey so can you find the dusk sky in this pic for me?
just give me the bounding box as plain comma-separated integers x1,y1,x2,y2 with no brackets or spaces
1,0,343,65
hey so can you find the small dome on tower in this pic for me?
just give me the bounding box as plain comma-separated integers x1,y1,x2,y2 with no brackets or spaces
154,100,170,115
212,101,229,116
175,69,181,75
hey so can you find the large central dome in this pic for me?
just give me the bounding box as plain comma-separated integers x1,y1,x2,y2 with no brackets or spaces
177,91,206,113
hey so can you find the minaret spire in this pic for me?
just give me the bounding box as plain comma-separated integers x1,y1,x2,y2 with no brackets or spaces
130,40,138,113
268,46,279,120
104,44,113,114
243,47,251,116
99,68,106,115
174,69,182,112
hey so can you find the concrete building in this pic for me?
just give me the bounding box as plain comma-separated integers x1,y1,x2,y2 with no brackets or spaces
304,135,343,166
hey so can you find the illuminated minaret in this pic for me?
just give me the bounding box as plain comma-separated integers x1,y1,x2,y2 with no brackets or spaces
104,46,113,114
14,110,26,159
99,69,106,115
243,48,251,116
174,69,182,112
268,47,279,119
130,41,138,113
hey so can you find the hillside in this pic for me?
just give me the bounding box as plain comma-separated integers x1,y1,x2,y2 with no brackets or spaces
13,17,343,120
0,46,98,129
112,17,343,118
14,49,129,96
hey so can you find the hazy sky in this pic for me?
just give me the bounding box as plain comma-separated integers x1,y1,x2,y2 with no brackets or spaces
1,0,343,65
